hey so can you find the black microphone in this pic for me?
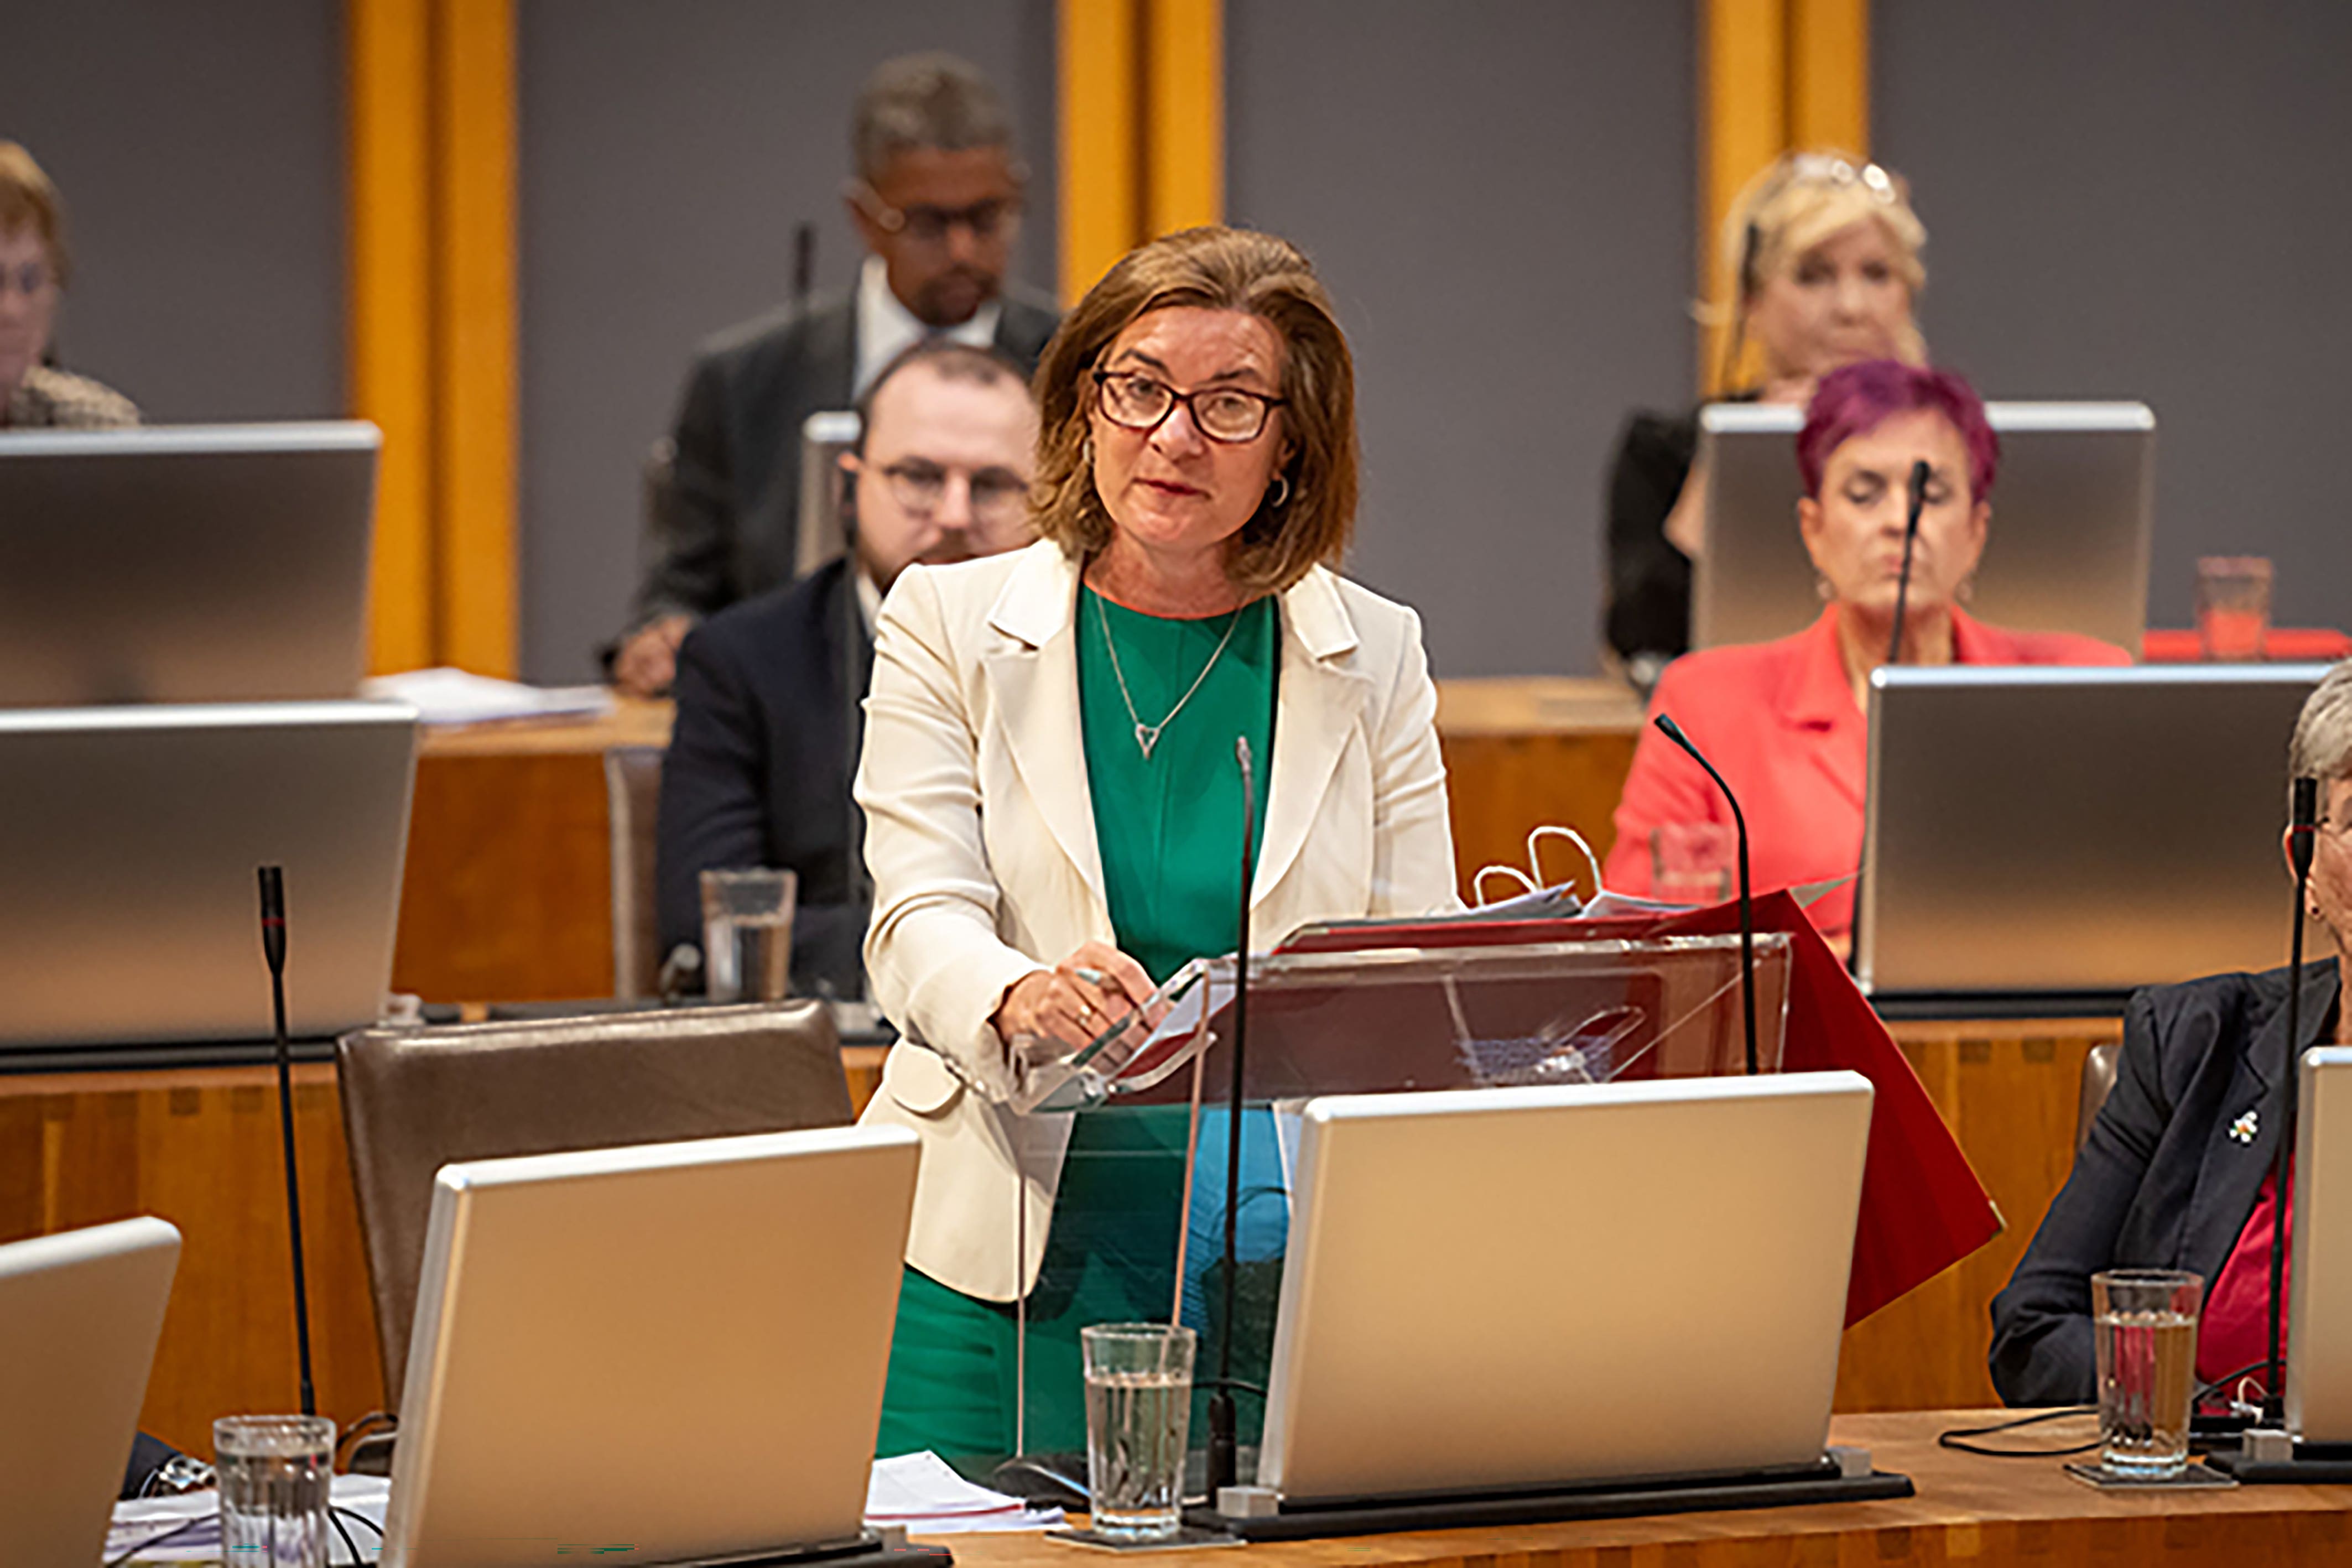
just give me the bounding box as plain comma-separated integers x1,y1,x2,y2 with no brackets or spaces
2262,776,2319,1425
792,221,816,315
257,866,316,1419
1205,734,1258,1501
1886,459,1931,666
837,483,872,1001
1651,715,1757,1076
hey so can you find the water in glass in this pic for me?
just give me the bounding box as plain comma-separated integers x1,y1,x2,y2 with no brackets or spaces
705,912,791,1002
2094,1306,2197,1475
216,1415,333,1567
1085,1368,1191,1538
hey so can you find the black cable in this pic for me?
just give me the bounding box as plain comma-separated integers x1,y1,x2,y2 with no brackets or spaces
335,1409,398,1468
329,1506,363,1565
334,1505,386,1542
2196,1358,2273,1410
1937,1406,2100,1457
1194,1377,1267,1401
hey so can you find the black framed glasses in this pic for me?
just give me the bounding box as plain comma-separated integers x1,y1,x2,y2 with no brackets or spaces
1091,369,1286,444
850,181,1021,246
877,459,1029,525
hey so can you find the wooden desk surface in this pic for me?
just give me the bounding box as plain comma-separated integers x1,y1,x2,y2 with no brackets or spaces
939,1409,2351,1565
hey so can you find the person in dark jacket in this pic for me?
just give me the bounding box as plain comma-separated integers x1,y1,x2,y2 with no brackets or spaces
613,52,1060,695
653,338,1038,995
1990,661,2352,1405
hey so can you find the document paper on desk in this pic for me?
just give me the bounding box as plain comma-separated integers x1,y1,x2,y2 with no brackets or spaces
866,1451,1063,1533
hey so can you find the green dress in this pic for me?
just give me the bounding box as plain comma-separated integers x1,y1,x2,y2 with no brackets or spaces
875,587,1278,1460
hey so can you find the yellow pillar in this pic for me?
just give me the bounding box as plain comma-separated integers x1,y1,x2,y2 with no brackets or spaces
347,0,519,676
348,0,433,674
1143,0,1224,238
1698,0,1871,394
1059,0,1142,303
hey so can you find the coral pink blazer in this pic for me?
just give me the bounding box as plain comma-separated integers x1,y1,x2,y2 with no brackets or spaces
1604,608,2131,936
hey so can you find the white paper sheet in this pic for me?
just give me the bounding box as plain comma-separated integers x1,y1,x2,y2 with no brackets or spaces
360,666,615,727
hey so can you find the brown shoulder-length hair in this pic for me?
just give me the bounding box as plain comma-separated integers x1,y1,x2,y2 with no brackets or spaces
1030,225,1357,598
0,142,70,285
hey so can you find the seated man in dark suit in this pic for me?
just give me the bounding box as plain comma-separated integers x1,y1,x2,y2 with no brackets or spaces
655,339,1039,996
614,50,1061,695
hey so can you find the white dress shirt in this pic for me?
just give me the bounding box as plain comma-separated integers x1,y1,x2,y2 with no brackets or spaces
853,255,1002,398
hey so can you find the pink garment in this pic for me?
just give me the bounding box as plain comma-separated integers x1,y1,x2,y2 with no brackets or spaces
1605,607,2131,936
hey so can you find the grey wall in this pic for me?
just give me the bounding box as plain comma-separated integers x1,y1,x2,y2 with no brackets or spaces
1876,0,2352,634
0,1,345,421
519,0,1059,681
1226,0,1693,678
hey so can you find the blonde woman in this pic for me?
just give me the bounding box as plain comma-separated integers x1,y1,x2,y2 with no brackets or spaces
1604,150,1926,672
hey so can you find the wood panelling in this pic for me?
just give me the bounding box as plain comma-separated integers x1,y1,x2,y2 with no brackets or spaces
1834,1017,2123,1412
0,1065,383,1459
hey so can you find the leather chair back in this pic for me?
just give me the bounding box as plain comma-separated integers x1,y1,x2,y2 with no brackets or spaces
2077,1041,2121,1150
336,1002,852,1405
605,745,664,999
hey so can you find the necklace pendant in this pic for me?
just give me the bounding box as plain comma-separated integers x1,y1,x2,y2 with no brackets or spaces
1135,722,1161,760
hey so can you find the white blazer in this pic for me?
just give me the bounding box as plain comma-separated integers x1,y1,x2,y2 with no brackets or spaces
853,539,1458,1300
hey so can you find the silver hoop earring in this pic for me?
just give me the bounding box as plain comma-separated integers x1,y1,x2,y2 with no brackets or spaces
1814,573,1833,602
1268,474,1292,510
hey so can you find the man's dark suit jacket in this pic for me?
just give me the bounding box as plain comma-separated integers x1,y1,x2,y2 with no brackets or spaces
655,556,872,995
633,283,1061,625
1990,959,2343,1405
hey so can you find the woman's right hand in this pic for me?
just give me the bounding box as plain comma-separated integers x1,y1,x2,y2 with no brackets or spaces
992,942,1159,1058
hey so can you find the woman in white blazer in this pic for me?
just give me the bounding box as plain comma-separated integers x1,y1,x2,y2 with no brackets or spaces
855,226,1458,1458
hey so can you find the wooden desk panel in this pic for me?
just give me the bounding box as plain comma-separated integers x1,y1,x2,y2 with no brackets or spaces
940,1408,2352,1565
0,1063,383,1459
1835,1017,2124,1413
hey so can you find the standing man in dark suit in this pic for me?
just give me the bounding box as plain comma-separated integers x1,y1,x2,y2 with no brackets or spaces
654,339,1039,996
613,51,1062,695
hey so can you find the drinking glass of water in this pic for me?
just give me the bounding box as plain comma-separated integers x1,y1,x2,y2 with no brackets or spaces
215,1414,334,1567
2091,1268,2202,1477
2195,556,2273,661
700,867,798,1003
1081,1322,1195,1540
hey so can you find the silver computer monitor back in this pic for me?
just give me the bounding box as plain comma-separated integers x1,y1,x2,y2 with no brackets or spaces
383,1124,919,1568
1857,665,2324,999
0,1217,181,1568
0,701,417,1049
1258,1071,1874,1502
0,423,378,705
1693,402,2154,654
795,410,861,580
2293,1044,2352,1440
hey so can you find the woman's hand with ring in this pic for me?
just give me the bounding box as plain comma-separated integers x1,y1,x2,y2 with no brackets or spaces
992,941,1157,1056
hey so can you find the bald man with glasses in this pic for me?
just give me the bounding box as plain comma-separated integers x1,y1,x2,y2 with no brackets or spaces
654,340,1039,998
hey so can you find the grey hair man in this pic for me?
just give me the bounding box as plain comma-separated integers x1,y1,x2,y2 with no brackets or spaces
614,51,1060,696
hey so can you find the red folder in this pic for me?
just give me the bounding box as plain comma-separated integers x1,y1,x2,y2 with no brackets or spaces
1277,891,2000,1326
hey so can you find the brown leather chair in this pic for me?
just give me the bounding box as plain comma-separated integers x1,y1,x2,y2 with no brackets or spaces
604,744,665,999
336,1002,853,1406
2077,1041,2121,1150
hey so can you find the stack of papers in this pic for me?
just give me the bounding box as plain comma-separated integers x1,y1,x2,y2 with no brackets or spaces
361,666,615,727
108,1475,391,1562
865,1451,1065,1534
107,1457,1057,1561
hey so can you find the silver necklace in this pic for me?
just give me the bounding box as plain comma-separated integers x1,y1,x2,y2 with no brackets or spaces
1094,592,1242,761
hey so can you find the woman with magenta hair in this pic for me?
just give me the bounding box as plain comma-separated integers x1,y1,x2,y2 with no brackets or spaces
1603,360,2130,944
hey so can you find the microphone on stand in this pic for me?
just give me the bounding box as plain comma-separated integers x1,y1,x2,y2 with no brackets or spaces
1205,735,1258,1499
257,866,317,1418
2261,775,2320,1428
1651,716,1758,1076
792,221,816,316
1886,459,1932,666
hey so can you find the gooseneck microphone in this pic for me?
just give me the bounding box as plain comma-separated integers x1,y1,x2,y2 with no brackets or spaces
2263,776,2319,1425
1205,735,1258,1500
1652,715,1758,1076
1886,459,1932,666
258,866,317,1419
792,221,816,315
